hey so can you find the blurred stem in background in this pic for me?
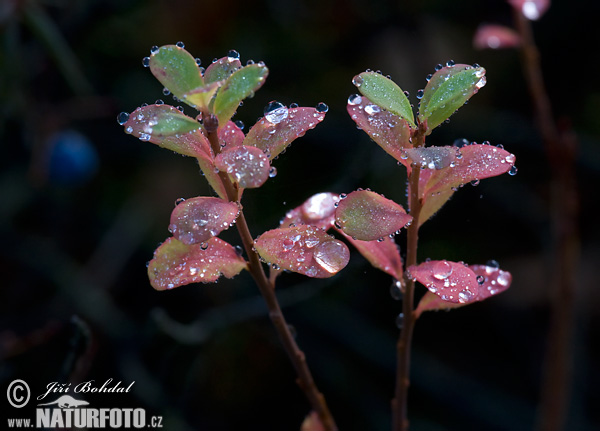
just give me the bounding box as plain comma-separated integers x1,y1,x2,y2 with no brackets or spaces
512,8,580,431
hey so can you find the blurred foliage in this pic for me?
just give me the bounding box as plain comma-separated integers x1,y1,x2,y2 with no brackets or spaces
1,0,599,430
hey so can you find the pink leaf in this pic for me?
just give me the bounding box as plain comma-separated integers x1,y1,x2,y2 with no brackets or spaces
474,24,521,50
419,143,516,225
218,121,245,148
244,107,326,160
347,94,412,166
508,0,550,20
280,192,339,230
123,104,209,158
148,237,247,290
214,145,270,189
407,260,478,303
415,262,512,317
196,152,227,199
340,233,403,280
254,225,350,278
334,190,412,241
169,197,240,245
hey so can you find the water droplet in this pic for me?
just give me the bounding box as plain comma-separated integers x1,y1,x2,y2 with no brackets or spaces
269,166,277,178
458,290,474,303
125,126,133,134
471,179,480,186
396,313,405,329
477,275,485,285
139,133,151,141
175,197,186,206
227,49,240,59
316,102,329,113
486,259,500,269
508,165,518,176
142,57,150,67
162,87,171,96
364,104,381,115
150,46,159,55
497,270,510,287
348,94,362,105
390,280,403,300
416,89,424,99
453,138,469,148
264,101,288,124
434,63,443,71
155,99,164,105
200,242,209,250
446,60,455,67
476,76,487,88
289,102,298,108
522,0,541,20
234,120,245,130
352,74,364,87
433,261,453,280
313,240,349,274
117,112,130,125
176,41,185,49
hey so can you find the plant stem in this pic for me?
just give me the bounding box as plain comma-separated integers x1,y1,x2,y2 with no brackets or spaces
205,122,338,431
512,11,580,431
392,130,425,431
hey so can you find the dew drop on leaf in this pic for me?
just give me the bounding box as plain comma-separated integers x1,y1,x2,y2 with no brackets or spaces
117,112,130,125
508,165,518,176
142,57,150,67
264,101,289,124
433,260,453,280
176,41,185,48
312,240,349,274
348,94,362,105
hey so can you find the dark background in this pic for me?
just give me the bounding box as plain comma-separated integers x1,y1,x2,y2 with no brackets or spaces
1,0,599,430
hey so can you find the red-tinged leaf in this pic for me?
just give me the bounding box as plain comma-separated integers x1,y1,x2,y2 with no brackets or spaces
474,24,521,50
301,411,325,431
340,233,403,280
254,225,350,278
508,0,550,21
218,121,245,149
214,145,270,189
196,152,227,199
405,146,458,170
169,197,240,245
123,105,209,157
407,260,478,303
280,192,339,230
334,190,412,241
244,107,326,160
419,144,516,225
203,56,242,84
148,237,247,290
415,262,512,317
347,95,412,165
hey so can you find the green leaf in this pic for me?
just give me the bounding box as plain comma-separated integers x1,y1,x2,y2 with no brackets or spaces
149,45,204,107
352,72,415,128
214,64,269,125
123,104,209,157
204,56,242,84
418,64,486,134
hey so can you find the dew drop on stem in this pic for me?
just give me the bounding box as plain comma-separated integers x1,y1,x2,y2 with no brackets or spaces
390,280,403,301
396,313,405,329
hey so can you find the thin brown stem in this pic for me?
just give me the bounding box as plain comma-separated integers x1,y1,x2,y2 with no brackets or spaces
205,123,338,431
513,10,580,431
392,128,426,431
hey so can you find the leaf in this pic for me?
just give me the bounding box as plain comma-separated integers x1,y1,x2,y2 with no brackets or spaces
123,105,209,157
169,197,240,245
213,64,269,125
508,0,550,20
474,24,521,50
203,56,242,84
347,95,412,165
334,190,412,241
415,262,512,317
419,143,516,226
218,121,245,149
148,237,247,290
301,411,325,431
254,225,350,278
418,64,487,134
280,192,339,231
352,72,415,128
196,152,227,199
340,233,403,280
244,107,326,160
405,146,458,170
407,260,478,303
214,145,270,189
149,45,204,108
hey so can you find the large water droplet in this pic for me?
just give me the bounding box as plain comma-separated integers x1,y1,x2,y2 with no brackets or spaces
433,261,453,280
142,57,150,67
348,94,362,105
352,74,364,87
313,240,349,274
316,102,329,113
508,165,518,176
117,112,130,125
264,101,288,124
176,41,185,49
458,290,475,303
476,76,487,89
227,49,240,60
416,89,424,99
364,104,381,115
390,280,403,301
